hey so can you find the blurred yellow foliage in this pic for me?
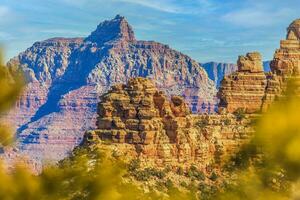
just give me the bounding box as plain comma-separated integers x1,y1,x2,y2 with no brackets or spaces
256,81,300,179
0,50,23,114
217,79,300,200
0,49,23,147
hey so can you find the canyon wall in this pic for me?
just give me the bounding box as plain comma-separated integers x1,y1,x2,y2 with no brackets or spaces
83,77,255,170
3,15,216,163
218,19,300,114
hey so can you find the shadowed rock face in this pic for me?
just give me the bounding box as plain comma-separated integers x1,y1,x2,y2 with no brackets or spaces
4,15,216,163
202,62,237,88
85,15,136,45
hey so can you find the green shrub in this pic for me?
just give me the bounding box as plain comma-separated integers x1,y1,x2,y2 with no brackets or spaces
165,179,174,189
133,167,166,181
233,108,246,121
186,165,205,181
222,118,231,125
196,118,209,128
148,168,166,179
210,171,218,181
177,166,184,175
180,181,188,188
134,170,151,181
198,183,218,200
128,159,141,171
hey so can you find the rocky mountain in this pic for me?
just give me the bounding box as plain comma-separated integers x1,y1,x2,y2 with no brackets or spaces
202,61,271,88
4,15,216,163
82,19,300,187
81,19,300,191
84,77,253,172
217,52,272,113
202,62,237,88
218,19,300,114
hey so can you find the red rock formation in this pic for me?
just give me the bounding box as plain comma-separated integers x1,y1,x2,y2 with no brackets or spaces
83,77,253,169
4,15,216,163
262,19,300,110
237,52,264,73
218,52,268,113
218,19,300,114
271,19,300,76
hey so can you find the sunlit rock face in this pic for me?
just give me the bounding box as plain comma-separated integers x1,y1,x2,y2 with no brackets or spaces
83,77,254,170
217,52,268,113
4,15,216,163
287,19,300,41
271,19,300,76
237,52,264,73
218,19,300,114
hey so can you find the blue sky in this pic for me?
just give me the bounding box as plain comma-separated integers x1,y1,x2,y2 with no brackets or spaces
0,0,299,63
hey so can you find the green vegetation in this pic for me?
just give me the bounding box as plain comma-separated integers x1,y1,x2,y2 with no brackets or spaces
198,182,219,200
186,165,205,181
131,167,166,181
233,108,246,121
209,171,218,181
196,118,209,128
128,159,141,171
221,118,231,126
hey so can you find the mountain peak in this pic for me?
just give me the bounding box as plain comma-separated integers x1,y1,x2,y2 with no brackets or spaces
86,15,136,44
114,14,124,20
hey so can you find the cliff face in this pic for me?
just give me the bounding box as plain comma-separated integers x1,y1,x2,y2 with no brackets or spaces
262,19,300,110
79,19,300,190
202,61,271,89
202,62,237,88
218,52,269,113
271,19,300,76
83,77,254,170
218,19,300,114
4,15,216,162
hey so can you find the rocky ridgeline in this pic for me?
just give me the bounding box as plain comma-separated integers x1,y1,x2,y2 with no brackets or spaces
4,16,300,173
4,15,216,162
82,18,300,172
218,19,300,113
272,19,300,76
83,78,254,170
217,52,279,113
202,62,238,88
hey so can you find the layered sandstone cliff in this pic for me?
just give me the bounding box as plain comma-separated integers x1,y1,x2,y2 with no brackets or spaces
83,78,254,170
263,19,300,108
202,61,271,89
218,52,269,113
271,19,300,76
218,19,300,114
